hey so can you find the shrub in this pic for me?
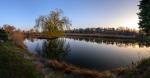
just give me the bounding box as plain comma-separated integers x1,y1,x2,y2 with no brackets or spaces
0,28,8,41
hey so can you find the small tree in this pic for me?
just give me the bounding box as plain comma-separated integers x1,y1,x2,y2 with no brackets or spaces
138,0,150,33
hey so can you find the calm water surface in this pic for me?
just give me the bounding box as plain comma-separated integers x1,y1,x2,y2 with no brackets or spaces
24,37,150,71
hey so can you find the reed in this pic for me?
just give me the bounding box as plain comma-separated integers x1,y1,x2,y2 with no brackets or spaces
48,60,113,78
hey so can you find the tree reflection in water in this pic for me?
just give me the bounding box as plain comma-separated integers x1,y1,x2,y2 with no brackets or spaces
35,38,70,60
66,36,150,48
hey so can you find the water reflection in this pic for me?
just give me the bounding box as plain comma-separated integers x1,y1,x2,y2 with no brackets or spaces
66,36,150,48
34,38,70,60
24,37,150,71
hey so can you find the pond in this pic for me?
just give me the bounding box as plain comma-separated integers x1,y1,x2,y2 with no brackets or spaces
24,37,150,71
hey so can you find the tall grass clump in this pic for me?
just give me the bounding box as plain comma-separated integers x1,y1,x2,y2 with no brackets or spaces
11,30,25,49
48,60,113,78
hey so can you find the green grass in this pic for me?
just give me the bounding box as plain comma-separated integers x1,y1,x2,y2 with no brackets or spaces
0,41,43,78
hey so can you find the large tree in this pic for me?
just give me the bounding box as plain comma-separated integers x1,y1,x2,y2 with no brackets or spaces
138,0,150,33
35,9,71,36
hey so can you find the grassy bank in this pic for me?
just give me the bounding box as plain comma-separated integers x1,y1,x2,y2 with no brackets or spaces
122,58,150,78
47,58,150,78
0,41,43,78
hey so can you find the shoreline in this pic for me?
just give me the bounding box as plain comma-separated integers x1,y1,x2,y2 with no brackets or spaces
65,33,137,39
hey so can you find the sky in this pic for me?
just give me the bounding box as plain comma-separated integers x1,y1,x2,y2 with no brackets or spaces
0,0,140,30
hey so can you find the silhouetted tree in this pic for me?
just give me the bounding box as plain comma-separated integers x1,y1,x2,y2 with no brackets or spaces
138,0,150,33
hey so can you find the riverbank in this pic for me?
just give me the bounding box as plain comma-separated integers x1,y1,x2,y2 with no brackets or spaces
0,41,43,78
0,41,83,78
65,33,137,39
34,57,150,78
48,59,150,78
122,58,150,78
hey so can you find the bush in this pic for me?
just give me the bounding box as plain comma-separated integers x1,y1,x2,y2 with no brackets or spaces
0,29,8,41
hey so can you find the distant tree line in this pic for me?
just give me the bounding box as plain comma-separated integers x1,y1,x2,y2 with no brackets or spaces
66,27,138,35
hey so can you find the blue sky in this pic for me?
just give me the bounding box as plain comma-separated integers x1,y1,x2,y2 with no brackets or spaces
0,0,140,30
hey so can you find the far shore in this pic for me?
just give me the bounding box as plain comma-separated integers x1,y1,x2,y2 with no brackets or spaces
65,33,138,39
24,33,138,39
